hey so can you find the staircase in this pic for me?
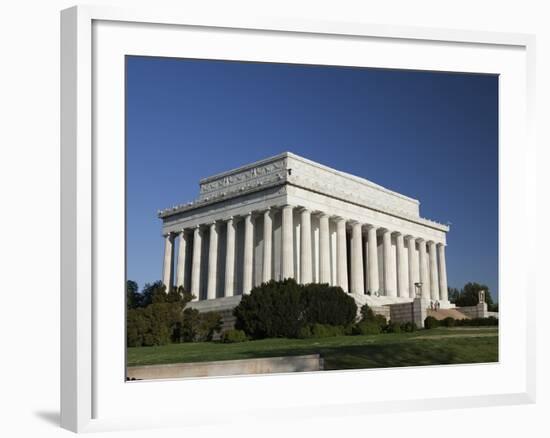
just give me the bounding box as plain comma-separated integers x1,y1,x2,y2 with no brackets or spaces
427,308,469,320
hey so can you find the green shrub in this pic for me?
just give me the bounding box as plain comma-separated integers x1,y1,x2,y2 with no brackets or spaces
302,283,357,327
424,316,439,329
221,329,248,343
195,311,223,342
441,317,456,327
309,323,345,338
455,316,498,327
234,279,304,339
400,321,418,332
352,320,382,335
385,321,402,333
343,324,355,336
360,304,387,327
360,304,376,321
298,325,313,339
126,304,172,347
234,279,357,339
180,308,223,342
126,284,195,347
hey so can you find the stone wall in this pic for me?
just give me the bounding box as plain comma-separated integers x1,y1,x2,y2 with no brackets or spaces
388,298,428,328
458,302,489,319
127,354,322,380
371,305,390,321
187,295,241,338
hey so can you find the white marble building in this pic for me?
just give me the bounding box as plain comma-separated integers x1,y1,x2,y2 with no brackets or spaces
158,152,451,309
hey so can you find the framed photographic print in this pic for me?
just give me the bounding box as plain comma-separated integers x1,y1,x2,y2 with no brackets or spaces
61,4,536,433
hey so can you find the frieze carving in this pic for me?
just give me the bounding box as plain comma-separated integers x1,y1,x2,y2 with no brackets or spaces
158,153,448,231
199,158,287,200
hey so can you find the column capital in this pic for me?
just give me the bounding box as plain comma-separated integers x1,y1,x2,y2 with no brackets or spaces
404,234,416,241
436,242,447,247
296,206,311,213
416,237,426,243
364,223,377,231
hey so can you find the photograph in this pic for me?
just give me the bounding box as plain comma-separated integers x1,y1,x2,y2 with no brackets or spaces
124,56,499,381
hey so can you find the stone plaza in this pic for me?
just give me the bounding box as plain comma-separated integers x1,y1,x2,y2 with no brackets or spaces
158,152,456,321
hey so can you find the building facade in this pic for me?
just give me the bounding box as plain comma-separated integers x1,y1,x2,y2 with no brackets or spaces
158,152,451,309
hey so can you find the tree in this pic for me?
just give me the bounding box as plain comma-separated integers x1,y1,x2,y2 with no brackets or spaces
448,287,460,304
453,282,497,311
142,281,165,306
126,280,140,309
126,281,219,346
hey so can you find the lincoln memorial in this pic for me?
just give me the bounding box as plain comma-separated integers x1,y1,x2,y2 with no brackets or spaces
158,152,452,311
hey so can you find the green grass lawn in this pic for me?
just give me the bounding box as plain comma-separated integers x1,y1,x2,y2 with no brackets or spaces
127,327,498,370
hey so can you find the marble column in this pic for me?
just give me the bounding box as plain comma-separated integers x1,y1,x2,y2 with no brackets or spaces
429,241,440,301
191,226,202,301
319,213,331,284
162,233,174,290
206,222,218,300
242,213,254,294
396,232,408,298
438,243,449,302
336,218,348,292
300,208,312,284
175,230,188,289
350,222,364,294
224,217,235,297
418,238,430,300
406,235,418,298
367,225,379,293
262,209,273,283
281,205,294,279
383,229,396,297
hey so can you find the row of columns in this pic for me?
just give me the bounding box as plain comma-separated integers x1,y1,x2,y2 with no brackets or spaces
162,205,448,302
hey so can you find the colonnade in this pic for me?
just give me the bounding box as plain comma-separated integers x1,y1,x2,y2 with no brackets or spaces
162,205,448,302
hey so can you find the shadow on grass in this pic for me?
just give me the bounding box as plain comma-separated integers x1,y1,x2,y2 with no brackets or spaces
218,337,498,370
127,331,498,370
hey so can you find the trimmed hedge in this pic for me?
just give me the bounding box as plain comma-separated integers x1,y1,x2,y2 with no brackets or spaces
234,279,357,339
424,315,498,329
441,316,456,327
299,323,347,339
352,320,382,335
457,316,499,327
424,316,440,329
221,329,248,343
399,321,418,333
385,321,402,334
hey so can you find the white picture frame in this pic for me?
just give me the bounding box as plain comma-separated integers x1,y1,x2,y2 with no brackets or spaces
60,4,536,433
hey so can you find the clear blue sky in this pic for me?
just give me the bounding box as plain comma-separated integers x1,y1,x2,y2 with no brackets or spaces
126,56,498,300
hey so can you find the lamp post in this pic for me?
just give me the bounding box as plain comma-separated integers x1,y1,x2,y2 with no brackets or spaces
414,282,423,298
